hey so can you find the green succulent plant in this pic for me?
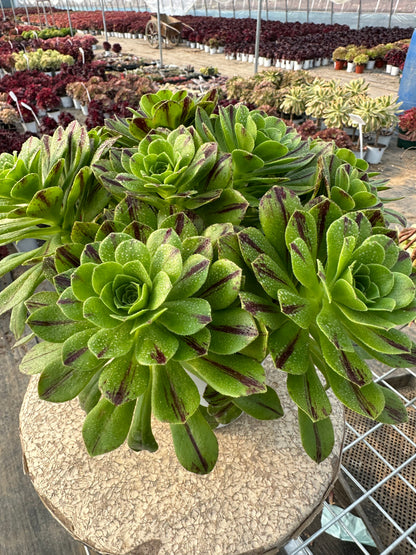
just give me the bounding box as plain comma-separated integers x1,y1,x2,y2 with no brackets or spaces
194,103,321,202
92,124,248,226
106,88,218,147
0,122,116,337
3,93,412,477
21,204,283,474
230,185,414,459
280,85,307,120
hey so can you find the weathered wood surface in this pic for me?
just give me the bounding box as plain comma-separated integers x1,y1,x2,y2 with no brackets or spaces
0,277,95,555
20,359,344,555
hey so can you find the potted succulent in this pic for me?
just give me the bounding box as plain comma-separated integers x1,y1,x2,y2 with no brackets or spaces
0,100,19,129
279,85,306,122
354,95,401,162
0,93,413,480
353,53,369,74
112,43,122,55
345,45,360,72
35,87,61,121
66,80,88,110
366,47,378,70
397,106,416,148
332,46,348,70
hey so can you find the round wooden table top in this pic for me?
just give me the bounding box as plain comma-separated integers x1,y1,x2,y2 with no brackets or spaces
20,359,344,555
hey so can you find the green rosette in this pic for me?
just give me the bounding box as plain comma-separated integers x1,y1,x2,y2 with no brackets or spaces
234,185,414,462
22,214,283,474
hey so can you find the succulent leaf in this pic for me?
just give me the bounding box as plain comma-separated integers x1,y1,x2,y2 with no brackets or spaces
82,398,136,456
298,410,334,464
170,408,219,475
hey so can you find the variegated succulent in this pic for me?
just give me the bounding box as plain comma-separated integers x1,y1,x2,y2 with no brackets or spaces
229,185,414,460
21,205,283,474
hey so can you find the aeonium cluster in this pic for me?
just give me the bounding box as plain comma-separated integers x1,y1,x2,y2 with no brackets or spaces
225,185,415,460
21,200,283,474
4,94,414,475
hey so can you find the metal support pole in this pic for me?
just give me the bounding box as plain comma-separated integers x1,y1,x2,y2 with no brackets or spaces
285,0,287,22
330,0,333,24
232,0,235,18
24,5,31,24
388,0,394,27
156,0,163,67
101,0,108,41
49,0,56,27
36,1,42,28
306,0,309,22
66,0,73,35
0,0,6,21
265,0,268,20
357,0,361,29
204,0,207,16
218,1,221,17
254,0,262,74
9,0,17,25
42,3,48,26
248,0,251,19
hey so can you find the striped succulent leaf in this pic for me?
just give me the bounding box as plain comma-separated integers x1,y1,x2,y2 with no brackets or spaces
236,185,414,462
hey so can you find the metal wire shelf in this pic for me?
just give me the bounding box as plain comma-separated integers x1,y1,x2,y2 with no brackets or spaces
284,365,416,555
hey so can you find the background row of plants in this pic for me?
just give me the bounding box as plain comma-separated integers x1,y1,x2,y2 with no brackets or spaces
0,32,97,72
225,71,401,145
0,56,403,154
6,8,413,66
332,40,409,70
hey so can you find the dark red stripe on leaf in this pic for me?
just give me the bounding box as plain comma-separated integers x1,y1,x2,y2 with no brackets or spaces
200,270,241,298
254,260,289,286
30,319,71,326
292,212,308,243
196,314,212,325
239,232,264,254
168,382,187,422
210,324,257,337
340,351,366,386
218,202,247,214
84,244,100,262
184,421,209,473
242,300,277,315
274,332,300,368
174,213,185,236
182,259,209,280
183,337,207,356
352,383,378,417
203,357,262,394
97,347,109,358
64,347,89,365
162,228,173,243
316,200,331,249
150,345,166,364
313,422,322,462
57,248,79,268
290,242,305,261
41,367,74,399
107,361,134,405
273,187,290,226
55,274,71,289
